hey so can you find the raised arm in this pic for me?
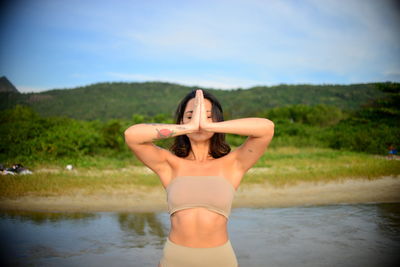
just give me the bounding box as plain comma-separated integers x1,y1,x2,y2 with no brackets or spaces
124,90,203,174
205,118,274,172
198,90,275,172
124,123,194,144
202,117,274,138
124,123,194,174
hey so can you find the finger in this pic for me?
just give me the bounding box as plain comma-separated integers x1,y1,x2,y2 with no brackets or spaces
195,90,201,106
197,90,203,105
200,92,206,116
198,89,203,98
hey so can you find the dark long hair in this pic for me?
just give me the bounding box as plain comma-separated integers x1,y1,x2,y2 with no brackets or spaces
170,89,231,158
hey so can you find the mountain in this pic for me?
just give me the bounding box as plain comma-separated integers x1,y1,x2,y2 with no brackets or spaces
0,76,19,93
0,80,390,121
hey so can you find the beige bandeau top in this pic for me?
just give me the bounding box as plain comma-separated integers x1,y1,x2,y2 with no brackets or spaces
166,176,236,219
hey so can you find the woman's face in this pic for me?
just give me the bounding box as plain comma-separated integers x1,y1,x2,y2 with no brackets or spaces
181,97,215,142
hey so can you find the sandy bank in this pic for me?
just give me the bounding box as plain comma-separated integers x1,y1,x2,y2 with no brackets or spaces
1,176,399,213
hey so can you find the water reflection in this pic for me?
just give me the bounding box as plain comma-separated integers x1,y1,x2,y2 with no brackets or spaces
117,212,167,248
0,203,399,267
0,210,169,267
376,203,400,241
0,210,99,224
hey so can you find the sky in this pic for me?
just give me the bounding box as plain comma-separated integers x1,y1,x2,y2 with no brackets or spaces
0,0,399,93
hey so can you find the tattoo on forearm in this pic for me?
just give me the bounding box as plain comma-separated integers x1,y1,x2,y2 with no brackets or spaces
248,149,253,153
177,126,186,130
156,128,175,138
145,123,166,126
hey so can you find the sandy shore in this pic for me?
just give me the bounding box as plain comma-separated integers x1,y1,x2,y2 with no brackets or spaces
1,176,399,213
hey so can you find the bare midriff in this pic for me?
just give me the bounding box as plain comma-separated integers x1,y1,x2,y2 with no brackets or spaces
168,207,229,248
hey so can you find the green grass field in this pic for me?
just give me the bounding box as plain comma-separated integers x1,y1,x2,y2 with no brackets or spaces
1,146,399,198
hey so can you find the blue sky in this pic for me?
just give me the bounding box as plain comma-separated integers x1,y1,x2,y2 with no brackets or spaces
1,0,399,92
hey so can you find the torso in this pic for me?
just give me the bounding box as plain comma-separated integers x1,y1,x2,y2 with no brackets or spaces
157,151,244,248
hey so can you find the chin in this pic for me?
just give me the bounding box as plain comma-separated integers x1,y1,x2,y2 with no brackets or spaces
188,132,214,142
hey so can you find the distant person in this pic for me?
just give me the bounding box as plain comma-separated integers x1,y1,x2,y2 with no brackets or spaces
388,145,397,157
124,89,274,267
6,163,33,175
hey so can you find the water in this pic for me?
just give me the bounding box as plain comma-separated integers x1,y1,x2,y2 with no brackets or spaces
1,203,399,267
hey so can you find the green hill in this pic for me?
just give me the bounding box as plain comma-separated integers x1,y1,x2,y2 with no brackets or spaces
0,81,388,121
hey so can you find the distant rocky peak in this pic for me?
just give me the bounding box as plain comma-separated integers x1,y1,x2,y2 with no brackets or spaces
0,76,20,93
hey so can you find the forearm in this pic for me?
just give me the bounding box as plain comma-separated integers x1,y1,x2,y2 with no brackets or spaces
204,118,274,138
124,123,195,144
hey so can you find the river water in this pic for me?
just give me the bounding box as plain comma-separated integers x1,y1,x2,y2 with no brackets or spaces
1,203,399,267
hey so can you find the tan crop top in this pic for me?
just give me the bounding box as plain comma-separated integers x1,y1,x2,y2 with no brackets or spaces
166,176,236,219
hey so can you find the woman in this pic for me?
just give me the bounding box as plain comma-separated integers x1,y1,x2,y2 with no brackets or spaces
124,89,274,267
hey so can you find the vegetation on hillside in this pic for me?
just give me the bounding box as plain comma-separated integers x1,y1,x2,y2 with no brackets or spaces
0,81,386,121
0,82,398,168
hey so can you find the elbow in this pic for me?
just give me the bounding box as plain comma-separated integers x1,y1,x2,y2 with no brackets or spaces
264,119,275,136
261,118,274,128
124,123,141,134
252,118,274,138
123,129,131,144
124,124,140,142
124,127,133,139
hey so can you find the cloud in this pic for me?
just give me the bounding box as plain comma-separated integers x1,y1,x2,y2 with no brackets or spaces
17,85,49,93
109,0,400,75
382,69,400,81
2,0,399,89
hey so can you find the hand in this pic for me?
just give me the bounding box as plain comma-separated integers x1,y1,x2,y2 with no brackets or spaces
186,89,202,131
198,90,211,130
